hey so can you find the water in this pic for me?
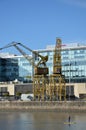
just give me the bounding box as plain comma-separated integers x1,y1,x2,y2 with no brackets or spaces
0,111,86,130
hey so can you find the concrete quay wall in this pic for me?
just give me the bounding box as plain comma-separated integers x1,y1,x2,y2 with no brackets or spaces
0,101,86,112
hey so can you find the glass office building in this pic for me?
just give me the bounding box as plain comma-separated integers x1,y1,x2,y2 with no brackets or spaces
0,43,86,98
35,43,86,83
62,45,86,83
15,56,32,82
1,43,86,84
0,57,19,82
34,43,86,99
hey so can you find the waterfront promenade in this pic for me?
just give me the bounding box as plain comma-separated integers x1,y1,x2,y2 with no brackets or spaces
0,101,86,112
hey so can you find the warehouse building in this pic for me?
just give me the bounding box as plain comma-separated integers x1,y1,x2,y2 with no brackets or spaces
0,82,33,99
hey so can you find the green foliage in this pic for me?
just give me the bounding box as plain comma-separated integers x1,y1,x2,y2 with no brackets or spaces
4,93,9,97
16,92,21,96
25,91,31,94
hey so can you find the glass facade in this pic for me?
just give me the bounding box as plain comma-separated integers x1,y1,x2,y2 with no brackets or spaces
62,48,86,83
36,45,86,83
0,58,6,81
15,56,32,82
0,57,19,82
0,44,86,84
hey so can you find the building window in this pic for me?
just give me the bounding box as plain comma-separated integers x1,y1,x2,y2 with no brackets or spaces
0,87,7,92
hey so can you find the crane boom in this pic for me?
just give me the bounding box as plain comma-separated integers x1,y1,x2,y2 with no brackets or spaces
0,42,49,75
15,42,48,67
0,42,34,66
13,43,35,66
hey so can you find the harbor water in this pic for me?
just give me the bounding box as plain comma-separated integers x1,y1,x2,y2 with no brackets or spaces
0,112,86,130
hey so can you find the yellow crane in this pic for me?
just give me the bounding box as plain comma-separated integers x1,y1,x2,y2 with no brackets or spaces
0,42,49,100
0,42,48,75
47,38,66,101
0,38,66,101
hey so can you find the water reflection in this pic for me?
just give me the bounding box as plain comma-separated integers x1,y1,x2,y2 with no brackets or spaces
0,112,86,130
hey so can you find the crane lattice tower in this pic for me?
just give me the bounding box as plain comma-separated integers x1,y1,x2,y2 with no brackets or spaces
48,38,66,101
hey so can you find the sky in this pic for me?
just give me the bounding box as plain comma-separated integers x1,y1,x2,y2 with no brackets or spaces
0,0,86,54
